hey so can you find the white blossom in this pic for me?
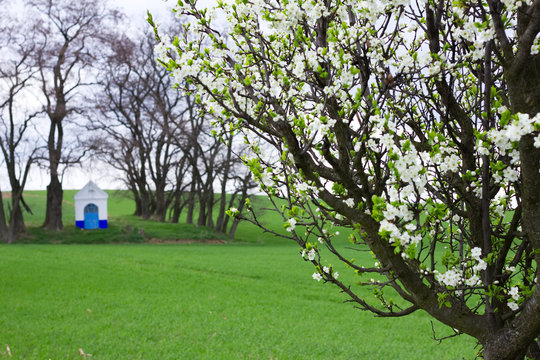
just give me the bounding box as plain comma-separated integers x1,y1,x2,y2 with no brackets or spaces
473,259,487,272
507,301,519,311
509,286,520,301
466,275,481,286
503,167,519,182
436,267,462,287
471,247,482,260
534,134,540,148
296,182,309,192
344,198,355,208
286,218,297,232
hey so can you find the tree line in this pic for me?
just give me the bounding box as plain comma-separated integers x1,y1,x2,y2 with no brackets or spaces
0,0,253,243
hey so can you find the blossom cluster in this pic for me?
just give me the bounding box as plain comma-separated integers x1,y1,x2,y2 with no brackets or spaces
312,267,339,282
154,0,537,319
434,247,485,288
485,112,540,154
507,286,520,311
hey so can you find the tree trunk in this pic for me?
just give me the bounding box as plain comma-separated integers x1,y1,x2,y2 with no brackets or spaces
169,190,182,223
139,189,152,219
0,192,8,243
170,198,186,223
483,315,540,360
7,203,25,236
216,139,233,231
43,114,64,231
228,194,247,239
186,182,196,225
480,52,540,360
43,176,63,231
228,218,241,239
197,191,207,227
154,186,167,222
206,190,214,228
9,193,26,236
132,188,142,217
215,191,227,231
186,162,201,225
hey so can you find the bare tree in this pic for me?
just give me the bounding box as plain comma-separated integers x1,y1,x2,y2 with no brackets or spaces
145,46,187,221
93,25,255,235
0,21,41,243
90,31,187,220
29,0,121,230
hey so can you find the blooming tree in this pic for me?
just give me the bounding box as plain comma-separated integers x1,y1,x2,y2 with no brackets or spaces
151,0,540,358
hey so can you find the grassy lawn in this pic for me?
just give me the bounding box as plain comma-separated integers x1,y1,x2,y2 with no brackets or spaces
0,244,476,359
0,191,477,358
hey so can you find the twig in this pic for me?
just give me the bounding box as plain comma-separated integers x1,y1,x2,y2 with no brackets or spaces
430,321,461,344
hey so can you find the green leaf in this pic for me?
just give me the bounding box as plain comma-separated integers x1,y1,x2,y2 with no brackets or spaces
500,110,512,127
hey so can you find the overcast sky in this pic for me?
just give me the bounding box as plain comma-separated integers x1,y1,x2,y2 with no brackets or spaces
113,0,173,24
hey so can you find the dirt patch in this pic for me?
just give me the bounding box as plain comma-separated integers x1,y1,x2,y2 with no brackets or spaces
148,238,227,244
1,192,38,199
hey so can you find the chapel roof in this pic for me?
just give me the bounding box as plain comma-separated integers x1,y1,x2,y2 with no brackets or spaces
73,181,109,200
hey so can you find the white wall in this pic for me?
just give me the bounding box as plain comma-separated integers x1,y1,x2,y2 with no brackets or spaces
75,198,108,221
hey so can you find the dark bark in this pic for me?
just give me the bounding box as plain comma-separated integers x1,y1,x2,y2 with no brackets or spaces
43,119,64,230
479,15,540,357
482,65,540,360
197,190,208,227
43,177,63,231
0,191,8,243
185,181,196,225
169,158,190,223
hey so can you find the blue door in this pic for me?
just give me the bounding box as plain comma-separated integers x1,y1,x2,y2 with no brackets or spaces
84,203,99,229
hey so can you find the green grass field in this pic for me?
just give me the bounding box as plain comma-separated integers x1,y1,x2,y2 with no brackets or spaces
0,191,477,359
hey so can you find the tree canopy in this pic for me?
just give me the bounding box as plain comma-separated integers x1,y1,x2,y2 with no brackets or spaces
153,0,540,358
